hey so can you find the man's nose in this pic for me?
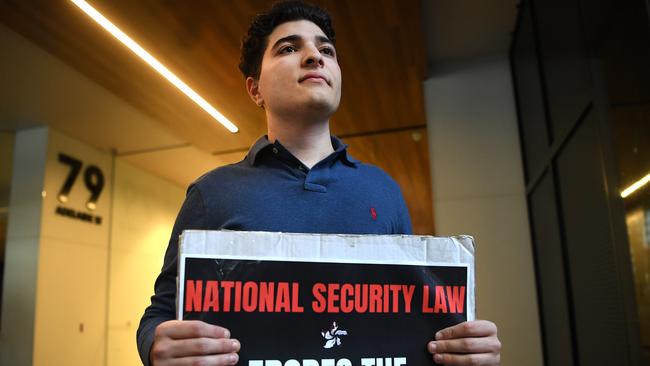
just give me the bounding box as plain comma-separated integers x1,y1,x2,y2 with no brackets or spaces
302,46,324,67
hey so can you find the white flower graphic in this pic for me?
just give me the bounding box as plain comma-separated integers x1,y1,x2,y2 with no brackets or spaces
321,321,348,348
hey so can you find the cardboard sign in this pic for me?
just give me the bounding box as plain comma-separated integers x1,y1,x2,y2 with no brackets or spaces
178,231,475,366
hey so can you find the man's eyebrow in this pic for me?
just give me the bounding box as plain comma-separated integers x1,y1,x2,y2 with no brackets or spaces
270,34,334,51
270,35,301,51
316,35,333,45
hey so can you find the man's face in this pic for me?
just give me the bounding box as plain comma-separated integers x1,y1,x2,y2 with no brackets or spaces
253,20,342,118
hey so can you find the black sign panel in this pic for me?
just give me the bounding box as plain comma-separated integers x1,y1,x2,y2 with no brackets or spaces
181,258,468,366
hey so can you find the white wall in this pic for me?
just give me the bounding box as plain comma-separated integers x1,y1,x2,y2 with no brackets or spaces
0,127,185,366
35,129,113,366
424,56,543,365
107,159,185,366
1,127,114,366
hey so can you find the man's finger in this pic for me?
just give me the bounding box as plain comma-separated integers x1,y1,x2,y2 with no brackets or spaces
169,337,240,358
173,352,239,366
157,320,231,340
436,320,497,340
428,337,500,354
433,352,499,366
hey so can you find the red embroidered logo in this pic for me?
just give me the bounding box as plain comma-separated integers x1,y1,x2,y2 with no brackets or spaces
370,207,377,220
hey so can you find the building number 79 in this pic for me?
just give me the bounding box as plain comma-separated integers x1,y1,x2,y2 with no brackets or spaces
57,153,105,211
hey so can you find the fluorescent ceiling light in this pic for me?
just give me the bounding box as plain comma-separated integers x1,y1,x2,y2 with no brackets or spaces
621,172,650,198
70,0,239,133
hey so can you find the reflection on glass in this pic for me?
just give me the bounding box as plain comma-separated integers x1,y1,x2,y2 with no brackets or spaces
626,206,650,348
614,118,650,360
605,3,650,361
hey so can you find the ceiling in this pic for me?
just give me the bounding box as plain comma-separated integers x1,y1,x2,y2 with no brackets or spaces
0,0,519,234
0,0,429,152
422,0,518,71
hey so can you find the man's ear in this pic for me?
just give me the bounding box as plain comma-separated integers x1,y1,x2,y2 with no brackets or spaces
246,77,264,108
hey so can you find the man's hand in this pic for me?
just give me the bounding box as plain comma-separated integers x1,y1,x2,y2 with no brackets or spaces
427,320,501,365
151,320,240,366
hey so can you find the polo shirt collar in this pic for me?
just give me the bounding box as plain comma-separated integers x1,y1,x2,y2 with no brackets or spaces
245,135,272,166
245,135,360,166
331,135,361,166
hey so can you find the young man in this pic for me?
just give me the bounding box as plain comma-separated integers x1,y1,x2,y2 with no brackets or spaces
137,2,501,365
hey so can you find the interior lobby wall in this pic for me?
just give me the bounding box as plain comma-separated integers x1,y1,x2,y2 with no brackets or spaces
0,129,186,366
0,127,114,366
107,158,185,366
424,56,543,365
0,23,186,365
0,128,48,366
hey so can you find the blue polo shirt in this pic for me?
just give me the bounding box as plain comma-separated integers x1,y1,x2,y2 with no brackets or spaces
137,135,412,365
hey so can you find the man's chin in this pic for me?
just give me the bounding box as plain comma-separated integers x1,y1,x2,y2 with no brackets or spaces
307,98,337,110
305,99,340,118
291,93,336,112
277,98,338,120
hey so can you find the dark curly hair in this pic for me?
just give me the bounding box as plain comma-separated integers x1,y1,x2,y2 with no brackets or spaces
239,0,336,79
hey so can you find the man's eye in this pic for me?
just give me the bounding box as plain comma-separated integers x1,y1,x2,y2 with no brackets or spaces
321,47,335,56
280,46,298,54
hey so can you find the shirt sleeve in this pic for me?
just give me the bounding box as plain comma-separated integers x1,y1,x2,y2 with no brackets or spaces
136,185,207,366
395,187,413,235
